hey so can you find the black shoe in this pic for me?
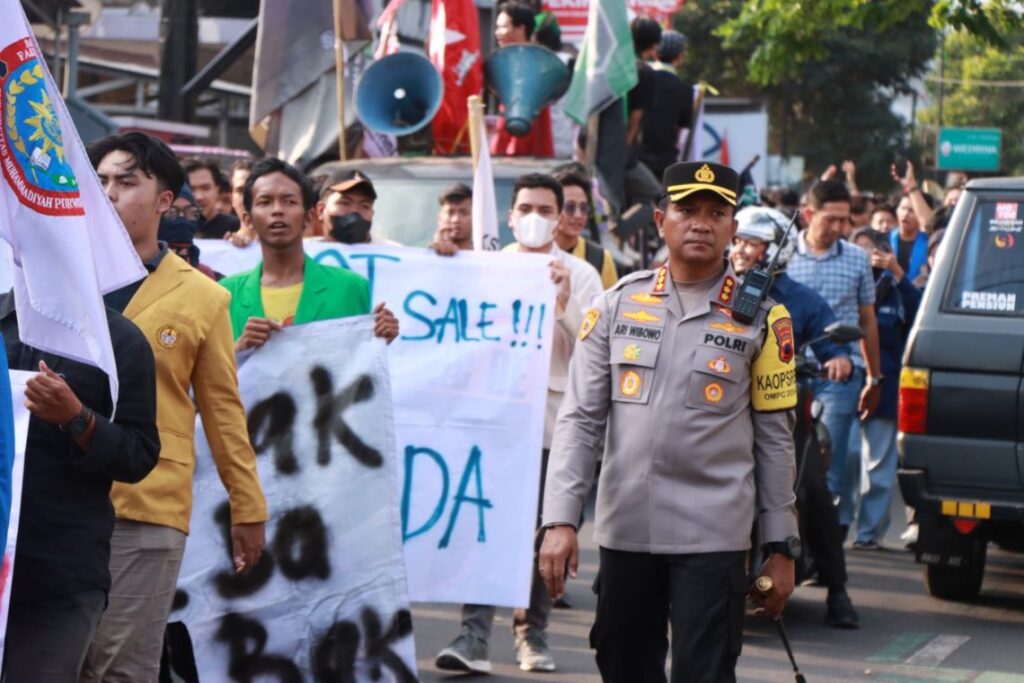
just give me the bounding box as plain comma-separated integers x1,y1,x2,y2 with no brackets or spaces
554,590,573,609
825,591,860,629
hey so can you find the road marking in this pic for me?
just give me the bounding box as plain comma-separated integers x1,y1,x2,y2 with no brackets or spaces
974,675,1024,683
869,632,934,663
877,665,973,682
905,634,970,666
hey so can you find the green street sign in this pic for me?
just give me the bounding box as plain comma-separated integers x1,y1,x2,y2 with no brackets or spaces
937,127,1002,172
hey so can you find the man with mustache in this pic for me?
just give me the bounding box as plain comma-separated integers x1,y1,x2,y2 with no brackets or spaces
539,161,800,681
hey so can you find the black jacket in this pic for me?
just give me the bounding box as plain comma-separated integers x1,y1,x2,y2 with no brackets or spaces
0,293,160,603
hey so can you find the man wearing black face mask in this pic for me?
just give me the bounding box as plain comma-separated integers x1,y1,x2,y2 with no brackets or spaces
318,170,402,246
158,217,222,281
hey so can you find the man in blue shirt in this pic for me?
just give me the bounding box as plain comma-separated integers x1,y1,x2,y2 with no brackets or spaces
787,181,882,533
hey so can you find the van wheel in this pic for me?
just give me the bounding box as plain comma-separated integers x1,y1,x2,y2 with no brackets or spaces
924,540,987,601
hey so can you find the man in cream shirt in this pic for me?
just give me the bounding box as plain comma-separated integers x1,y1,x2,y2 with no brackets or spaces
434,173,601,674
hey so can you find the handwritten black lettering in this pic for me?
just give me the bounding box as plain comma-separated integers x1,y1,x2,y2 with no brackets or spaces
215,613,302,682
274,505,331,581
248,392,299,474
311,367,382,468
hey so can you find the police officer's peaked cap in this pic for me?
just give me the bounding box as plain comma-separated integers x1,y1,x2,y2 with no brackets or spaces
662,161,739,207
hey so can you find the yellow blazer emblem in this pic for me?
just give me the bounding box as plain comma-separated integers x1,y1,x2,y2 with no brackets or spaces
622,310,662,324
630,292,664,305
710,321,748,334
624,344,641,361
579,308,601,341
157,325,179,349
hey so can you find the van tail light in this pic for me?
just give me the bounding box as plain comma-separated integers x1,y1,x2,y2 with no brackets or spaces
898,367,930,434
953,519,980,535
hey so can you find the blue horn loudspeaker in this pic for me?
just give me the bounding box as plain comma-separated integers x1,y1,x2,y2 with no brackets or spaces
354,51,444,136
485,45,570,137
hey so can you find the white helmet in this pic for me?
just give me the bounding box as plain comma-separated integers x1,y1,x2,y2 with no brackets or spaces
734,206,796,269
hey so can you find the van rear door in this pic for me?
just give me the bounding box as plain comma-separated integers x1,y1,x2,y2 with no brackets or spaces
903,189,1024,499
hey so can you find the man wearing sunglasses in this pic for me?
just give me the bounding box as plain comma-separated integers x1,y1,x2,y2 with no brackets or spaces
553,171,618,290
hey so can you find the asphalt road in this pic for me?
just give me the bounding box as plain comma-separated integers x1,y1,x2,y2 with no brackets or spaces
410,490,1024,682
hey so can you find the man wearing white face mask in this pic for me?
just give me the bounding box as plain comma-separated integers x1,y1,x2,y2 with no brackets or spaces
435,174,601,675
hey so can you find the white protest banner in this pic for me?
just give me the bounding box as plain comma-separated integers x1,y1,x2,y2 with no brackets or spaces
0,371,30,660
173,317,416,681
197,240,555,607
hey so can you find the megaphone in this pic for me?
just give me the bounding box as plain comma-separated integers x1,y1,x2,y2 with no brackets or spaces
485,45,570,137
354,51,444,136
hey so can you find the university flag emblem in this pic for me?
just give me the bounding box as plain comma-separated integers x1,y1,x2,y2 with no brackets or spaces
0,39,83,216
0,3,146,409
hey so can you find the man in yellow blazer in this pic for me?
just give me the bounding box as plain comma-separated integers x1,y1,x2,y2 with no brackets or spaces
80,133,268,681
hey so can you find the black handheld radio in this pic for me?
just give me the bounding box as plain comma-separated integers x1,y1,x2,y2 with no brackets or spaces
730,211,799,324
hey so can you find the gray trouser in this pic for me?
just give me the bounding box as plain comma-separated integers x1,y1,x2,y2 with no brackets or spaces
461,450,553,640
624,160,663,208
80,520,187,683
3,588,106,682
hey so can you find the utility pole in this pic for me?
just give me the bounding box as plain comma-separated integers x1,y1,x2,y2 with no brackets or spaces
158,0,198,122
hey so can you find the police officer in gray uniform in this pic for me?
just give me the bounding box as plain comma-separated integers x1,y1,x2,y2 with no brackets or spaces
538,161,801,682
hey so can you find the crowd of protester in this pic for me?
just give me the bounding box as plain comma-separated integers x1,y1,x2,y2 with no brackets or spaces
3,5,971,679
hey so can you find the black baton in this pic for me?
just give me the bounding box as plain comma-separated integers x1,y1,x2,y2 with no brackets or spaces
774,619,807,683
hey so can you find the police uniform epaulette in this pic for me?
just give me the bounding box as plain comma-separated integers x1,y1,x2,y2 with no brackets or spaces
609,269,657,292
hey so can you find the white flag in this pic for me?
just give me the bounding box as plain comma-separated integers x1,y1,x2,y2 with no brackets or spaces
0,5,144,404
471,114,499,252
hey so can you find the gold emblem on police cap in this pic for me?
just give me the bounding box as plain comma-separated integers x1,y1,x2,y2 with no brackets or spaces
695,163,716,183
157,325,179,349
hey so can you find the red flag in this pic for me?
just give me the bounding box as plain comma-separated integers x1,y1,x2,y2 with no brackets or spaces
719,130,731,167
429,0,483,155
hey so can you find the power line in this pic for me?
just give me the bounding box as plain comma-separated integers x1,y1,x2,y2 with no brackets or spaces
926,75,1024,88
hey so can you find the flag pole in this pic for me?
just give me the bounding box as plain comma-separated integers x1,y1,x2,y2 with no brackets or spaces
584,113,599,176
682,84,705,162
332,0,348,161
468,95,484,169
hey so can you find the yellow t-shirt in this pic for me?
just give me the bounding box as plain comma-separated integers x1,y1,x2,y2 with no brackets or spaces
261,282,304,326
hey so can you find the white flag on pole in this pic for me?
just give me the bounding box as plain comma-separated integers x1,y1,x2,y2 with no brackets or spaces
471,114,499,252
0,5,144,404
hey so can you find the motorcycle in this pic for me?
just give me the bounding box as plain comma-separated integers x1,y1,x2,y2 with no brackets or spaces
754,322,863,584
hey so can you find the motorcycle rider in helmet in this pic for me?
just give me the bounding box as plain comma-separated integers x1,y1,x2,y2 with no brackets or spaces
730,206,861,629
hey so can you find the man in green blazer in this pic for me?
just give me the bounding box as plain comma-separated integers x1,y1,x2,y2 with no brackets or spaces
221,158,399,350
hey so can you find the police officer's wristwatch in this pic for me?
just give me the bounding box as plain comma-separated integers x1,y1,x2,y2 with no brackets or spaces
763,536,802,560
866,375,884,387
59,406,94,438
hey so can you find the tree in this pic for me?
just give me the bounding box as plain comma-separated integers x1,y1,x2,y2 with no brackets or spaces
717,0,1022,86
675,1,937,190
920,27,1024,175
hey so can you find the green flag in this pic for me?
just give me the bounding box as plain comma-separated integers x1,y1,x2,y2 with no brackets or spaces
563,0,638,124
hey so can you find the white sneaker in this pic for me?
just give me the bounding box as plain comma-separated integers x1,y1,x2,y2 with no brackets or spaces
515,629,556,672
436,632,492,673
901,523,919,549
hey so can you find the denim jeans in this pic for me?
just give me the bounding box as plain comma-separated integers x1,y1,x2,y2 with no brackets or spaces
812,368,865,528
855,418,898,544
